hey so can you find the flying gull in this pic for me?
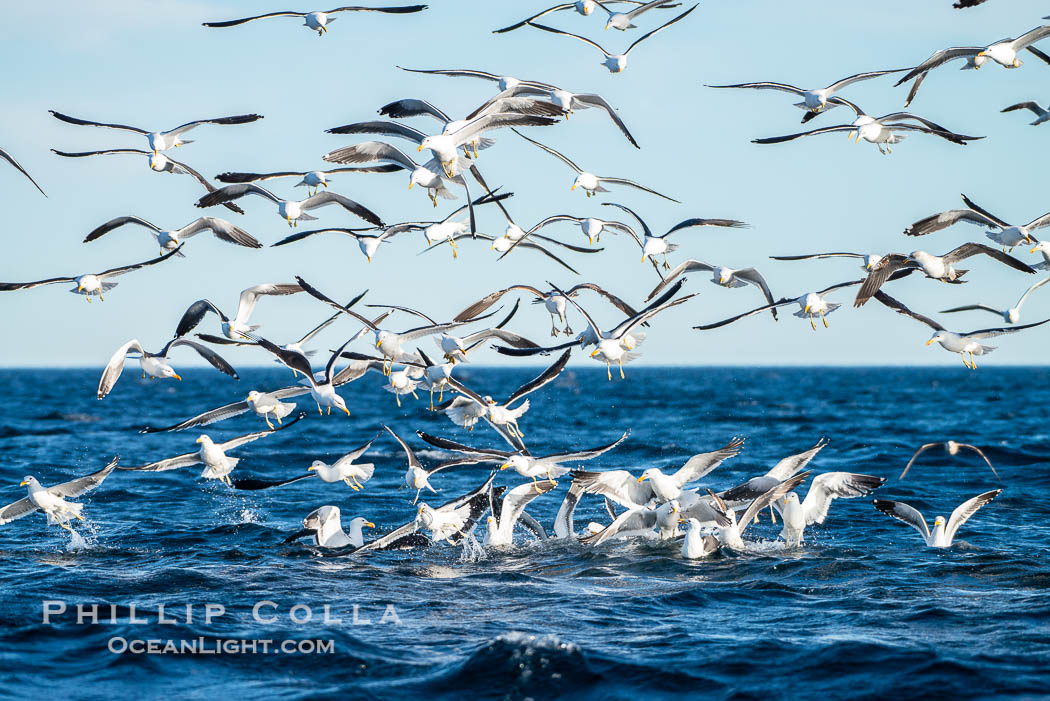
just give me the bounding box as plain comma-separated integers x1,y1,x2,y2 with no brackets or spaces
97,337,239,400
0,246,182,301
900,440,999,481
48,110,263,153
83,215,261,254
872,490,1002,548
0,459,118,531
202,5,428,35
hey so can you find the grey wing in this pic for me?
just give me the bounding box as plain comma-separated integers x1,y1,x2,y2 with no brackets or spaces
83,215,160,242
767,437,829,480
0,497,38,524
97,339,144,400
693,299,792,330
379,98,453,123
581,507,658,545
572,93,638,148
644,260,714,302
623,3,697,54
1002,101,1045,116
955,444,1000,479
383,425,423,469
526,22,612,56
50,458,119,498
164,114,263,137
570,469,652,509
203,11,306,27
734,268,777,308
196,182,280,209
324,120,427,145
671,436,746,487
300,192,383,226
97,245,183,279
494,3,576,33
737,472,810,531
220,430,272,452
705,81,806,96
854,255,913,307
939,304,1002,316
664,218,748,236
0,146,46,196
945,489,1002,542
352,520,419,555
332,433,381,469
965,317,1050,339
322,140,418,169
752,125,857,144
800,472,887,524
598,176,679,203
215,171,304,183
942,243,1035,273
182,217,262,248
506,349,570,404
602,201,652,239
895,47,984,85
904,209,1000,237
542,431,629,463
162,338,240,379
122,451,203,472
900,442,943,480
566,282,638,318
826,68,908,92
48,110,148,134
512,128,583,173
1011,25,1050,51
873,291,945,331
872,499,930,540
770,252,864,261
138,397,262,433
501,481,557,530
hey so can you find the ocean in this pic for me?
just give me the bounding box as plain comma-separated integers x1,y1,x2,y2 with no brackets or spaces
1,366,1048,699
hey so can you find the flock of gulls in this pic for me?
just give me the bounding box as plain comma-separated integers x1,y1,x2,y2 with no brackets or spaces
0,1,1037,557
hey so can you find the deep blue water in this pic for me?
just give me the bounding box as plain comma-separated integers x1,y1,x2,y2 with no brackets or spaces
1,366,1048,699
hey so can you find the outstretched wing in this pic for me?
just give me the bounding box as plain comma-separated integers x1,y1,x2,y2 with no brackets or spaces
945,489,1002,543
872,499,930,541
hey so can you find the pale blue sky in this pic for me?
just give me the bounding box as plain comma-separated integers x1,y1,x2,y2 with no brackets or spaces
2,0,1050,367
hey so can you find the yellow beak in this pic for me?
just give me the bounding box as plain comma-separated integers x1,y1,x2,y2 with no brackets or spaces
367,256,372,264
342,406,350,416
417,145,424,152
19,480,28,486
172,373,182,381
1032,246,1040,254
499,463,509,470
570,184,577,190
195,437,203,444
590,349,599,357
307,466,315,471
804,305,810,314
365,522,375,528
408,182,413,190
376,339,381,348
636,475,647,484
925,339,936,346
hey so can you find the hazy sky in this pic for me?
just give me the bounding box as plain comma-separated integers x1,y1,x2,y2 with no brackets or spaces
2,0,1050,368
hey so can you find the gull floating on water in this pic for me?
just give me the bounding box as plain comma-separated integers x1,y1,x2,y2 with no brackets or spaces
284,507,374,548
51,149,245,215
940,277,1050,325
773,472,886,547
514,129,678,201
854,243,1035,307
900,440,999,481
526,4,698,74
873,489,1002,548
904,194,1050,251
873,291,1050,369
48,110,263,153
0,459,117,531
97,337,239,400
0,145,45,195
680,518,719,559
580,498,682,545
196,182,382,228
0,246,181,302
83,215,261,254
120,415,304,486
202,4,427,35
